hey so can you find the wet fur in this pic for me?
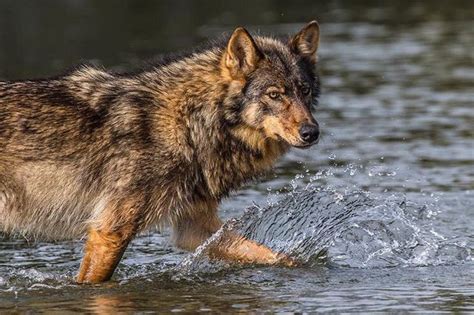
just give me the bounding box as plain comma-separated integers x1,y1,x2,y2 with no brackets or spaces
0,22,320,281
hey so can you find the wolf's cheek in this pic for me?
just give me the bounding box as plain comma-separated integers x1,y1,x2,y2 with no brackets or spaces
241,102,264,127
261,116,283,140
261,116,300,144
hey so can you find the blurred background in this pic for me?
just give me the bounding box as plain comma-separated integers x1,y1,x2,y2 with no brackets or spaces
0,0,472,79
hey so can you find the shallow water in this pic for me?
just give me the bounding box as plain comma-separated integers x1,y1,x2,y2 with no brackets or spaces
1,0,473,313
180,189,471,275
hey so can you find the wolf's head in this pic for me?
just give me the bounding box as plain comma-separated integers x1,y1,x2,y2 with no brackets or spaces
222,21,320,149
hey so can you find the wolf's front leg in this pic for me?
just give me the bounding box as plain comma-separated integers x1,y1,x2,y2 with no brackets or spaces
76,197,142,284
207,230,296,266
76,227,134,284
172,201,223,251
173,202,294,266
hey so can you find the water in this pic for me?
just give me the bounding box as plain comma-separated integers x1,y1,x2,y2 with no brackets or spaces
179,189,471,276
1,0,473,312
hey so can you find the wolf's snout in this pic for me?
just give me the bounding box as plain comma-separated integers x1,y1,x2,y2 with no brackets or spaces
299,123,319,144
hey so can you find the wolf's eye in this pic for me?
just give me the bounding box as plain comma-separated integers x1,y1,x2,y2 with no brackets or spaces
268,91,281,100
301,86,311,95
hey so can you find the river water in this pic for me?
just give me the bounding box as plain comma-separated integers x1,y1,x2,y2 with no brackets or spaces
0,0,473,313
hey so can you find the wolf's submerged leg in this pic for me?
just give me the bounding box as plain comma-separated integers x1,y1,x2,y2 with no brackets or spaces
207,230,296,266
173,206,294,266
76,197,142,284
76,227,134,284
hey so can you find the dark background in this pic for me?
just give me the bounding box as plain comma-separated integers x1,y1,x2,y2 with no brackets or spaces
0,0,472,79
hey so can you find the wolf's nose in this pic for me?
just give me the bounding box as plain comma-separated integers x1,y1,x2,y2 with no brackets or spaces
299,123,320,143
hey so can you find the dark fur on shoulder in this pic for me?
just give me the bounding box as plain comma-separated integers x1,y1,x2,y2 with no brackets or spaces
0,21,321,283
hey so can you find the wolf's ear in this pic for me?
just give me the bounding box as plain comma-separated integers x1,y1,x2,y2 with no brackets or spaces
289,21,320,63
225,27,263,78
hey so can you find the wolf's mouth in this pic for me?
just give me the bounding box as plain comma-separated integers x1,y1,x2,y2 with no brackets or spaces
293,143,314,149
293,138,319,149
274,134,319,148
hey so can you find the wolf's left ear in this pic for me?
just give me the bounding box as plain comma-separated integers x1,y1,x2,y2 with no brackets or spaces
225,27,263,79
289,20,320,63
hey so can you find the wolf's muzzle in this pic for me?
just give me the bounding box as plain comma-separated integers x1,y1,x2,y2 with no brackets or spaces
299,123,320,144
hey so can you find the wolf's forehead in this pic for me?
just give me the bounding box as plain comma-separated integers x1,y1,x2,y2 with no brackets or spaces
266,46,304,74
266,51,307,86
255,36,309,84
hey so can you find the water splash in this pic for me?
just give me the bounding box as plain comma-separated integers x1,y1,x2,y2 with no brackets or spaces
178,188,472,276
1,188,471,287
330,194,472,268
0,267,75,294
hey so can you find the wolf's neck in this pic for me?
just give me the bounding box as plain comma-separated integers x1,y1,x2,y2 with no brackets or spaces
140,48,225,98
141,50,288,198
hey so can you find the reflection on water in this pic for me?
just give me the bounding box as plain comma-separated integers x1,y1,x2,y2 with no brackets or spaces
1,0,473,313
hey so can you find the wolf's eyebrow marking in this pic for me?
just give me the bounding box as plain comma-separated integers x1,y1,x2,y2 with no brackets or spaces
266,86,285,93
299,82,310,88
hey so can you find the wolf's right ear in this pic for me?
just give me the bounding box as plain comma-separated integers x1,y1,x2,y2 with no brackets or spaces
224,27,263,79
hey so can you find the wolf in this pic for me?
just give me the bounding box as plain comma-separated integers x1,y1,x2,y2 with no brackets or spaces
0,21,321,283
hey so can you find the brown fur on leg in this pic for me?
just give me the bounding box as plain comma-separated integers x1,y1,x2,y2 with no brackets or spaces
173,201,295,266
173,200,222,251
76,195,144,284
207,230,296,266
76,228,134,284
